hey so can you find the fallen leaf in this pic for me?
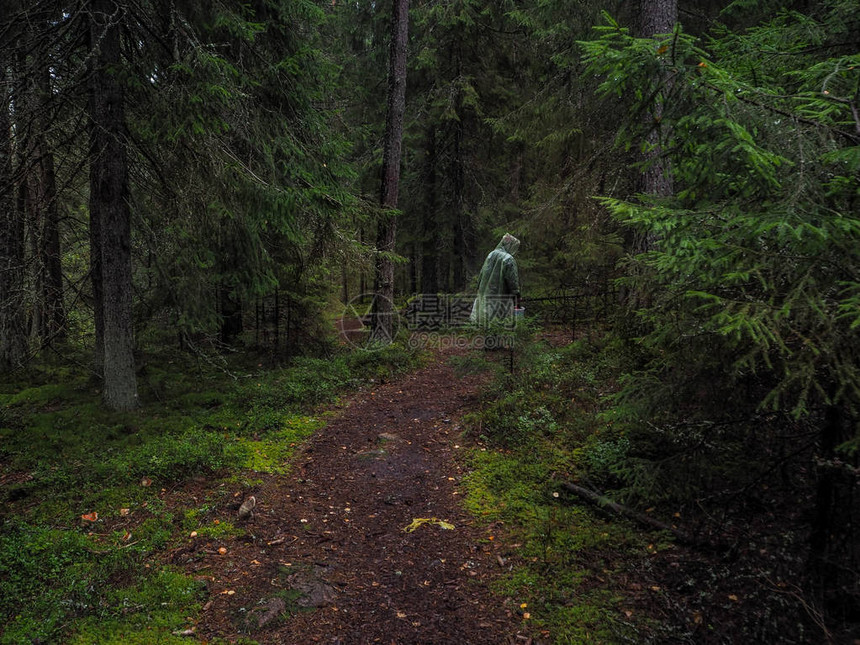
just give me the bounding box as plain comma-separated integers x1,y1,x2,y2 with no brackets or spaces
119,508,130,516
81,512,98,522
728,594,739,602
122,531,132,541
403,517,455,533
523,612,531,620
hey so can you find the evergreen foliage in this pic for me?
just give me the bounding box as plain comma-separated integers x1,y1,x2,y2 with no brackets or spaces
582,0,859,612
127,0,355,341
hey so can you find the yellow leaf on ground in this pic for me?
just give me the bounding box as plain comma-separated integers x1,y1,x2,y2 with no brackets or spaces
403,518,455,533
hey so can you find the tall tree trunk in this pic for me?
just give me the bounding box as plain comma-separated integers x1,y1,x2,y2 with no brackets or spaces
38,126,64,341
89,182,105,372
371,0,409,343
88,0,138,410
33,56,64,341
635,0,676,253
452,112,466,291
25,134,64,344
0,64,27,369
420,125,438,295
17,12,66,345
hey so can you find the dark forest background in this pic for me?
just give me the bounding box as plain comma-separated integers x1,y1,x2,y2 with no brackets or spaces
1,0,858,642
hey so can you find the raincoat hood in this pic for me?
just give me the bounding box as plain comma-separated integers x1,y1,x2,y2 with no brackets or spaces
496,233,520,256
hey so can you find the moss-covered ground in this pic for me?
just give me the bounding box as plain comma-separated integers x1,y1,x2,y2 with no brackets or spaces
0,343,417,644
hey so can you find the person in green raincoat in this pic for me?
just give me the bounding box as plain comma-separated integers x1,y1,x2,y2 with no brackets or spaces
470,233,520,327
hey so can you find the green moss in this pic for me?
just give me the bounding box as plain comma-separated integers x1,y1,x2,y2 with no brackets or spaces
462,450,550,522
534,591,628,644
67,569,204,645
236,415,323,474
190,519,244,540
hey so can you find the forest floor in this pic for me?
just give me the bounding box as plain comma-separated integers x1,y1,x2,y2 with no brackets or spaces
172,349,531,644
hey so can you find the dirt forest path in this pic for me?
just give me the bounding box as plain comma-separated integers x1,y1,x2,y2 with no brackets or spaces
189,351,529,644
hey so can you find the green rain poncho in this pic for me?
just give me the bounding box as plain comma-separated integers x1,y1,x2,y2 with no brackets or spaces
470,233,520,326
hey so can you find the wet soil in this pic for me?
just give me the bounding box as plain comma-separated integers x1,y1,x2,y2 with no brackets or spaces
178,353,529,644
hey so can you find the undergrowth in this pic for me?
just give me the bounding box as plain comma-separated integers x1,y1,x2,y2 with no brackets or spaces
0,342,417,644
460,325,842,643
460,329,642,643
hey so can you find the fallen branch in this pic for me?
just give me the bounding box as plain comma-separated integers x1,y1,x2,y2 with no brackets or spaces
560,481,696,545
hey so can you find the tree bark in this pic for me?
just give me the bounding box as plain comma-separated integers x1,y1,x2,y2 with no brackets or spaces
33,58,64,341
420,125,438,295
371,0,409,343
88,0,138,410
0,64,27,369
452,108,466,291
14,9,66,345
635,0,677,253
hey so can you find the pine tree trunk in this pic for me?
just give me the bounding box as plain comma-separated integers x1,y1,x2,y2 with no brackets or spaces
0,65,27,369
89,185,104,372
17,13,66,345
88,0,138,410
34,56,64,341
635,0,676,253
452,113,466,291
39,128,64,341
420,125,438,295
371,0,409,343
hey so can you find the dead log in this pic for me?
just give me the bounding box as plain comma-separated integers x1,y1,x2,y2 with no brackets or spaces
561,481,696,545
